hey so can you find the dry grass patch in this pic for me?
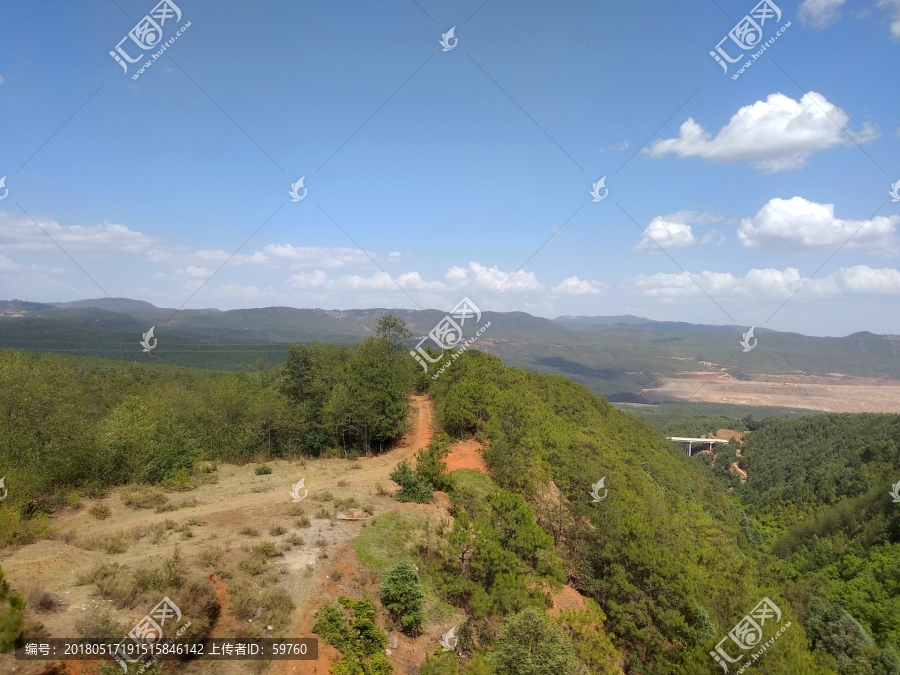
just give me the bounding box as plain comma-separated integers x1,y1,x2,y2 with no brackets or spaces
26,586,60,613
88,502,111,520
78,532,129,554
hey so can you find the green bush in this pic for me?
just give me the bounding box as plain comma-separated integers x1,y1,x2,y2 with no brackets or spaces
0,566,23,652
420,651,460,675
381,562,424,635
390,461,433,504
313,596,391,674
255,465,273,475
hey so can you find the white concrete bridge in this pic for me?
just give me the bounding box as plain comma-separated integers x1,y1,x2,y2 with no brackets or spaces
667,437,731,457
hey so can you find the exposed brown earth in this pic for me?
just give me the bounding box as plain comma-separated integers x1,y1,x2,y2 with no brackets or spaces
641,373,900,412
443,439,488,475
0,395,436,675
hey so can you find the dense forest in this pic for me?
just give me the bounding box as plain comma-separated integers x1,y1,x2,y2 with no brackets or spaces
1,319,899,674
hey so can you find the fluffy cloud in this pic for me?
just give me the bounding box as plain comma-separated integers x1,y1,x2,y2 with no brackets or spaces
445,262,543,293
552,277,607,295
738,197,900,253
636,217,696,253
834,265,900,293
799,0,846,28
644,92,878,172
0,212,157,255
633,265,900,298
635,211,726,253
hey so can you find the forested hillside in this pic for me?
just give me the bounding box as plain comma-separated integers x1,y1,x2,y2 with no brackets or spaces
0,330,898,675
0,317,418,537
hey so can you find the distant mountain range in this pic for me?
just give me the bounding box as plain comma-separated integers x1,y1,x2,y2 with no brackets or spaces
2,298,898,405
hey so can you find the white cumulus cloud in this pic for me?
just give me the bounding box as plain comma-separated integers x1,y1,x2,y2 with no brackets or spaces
552,277,607,295
644,92,879,172
636,217,696,253
738,197,900,253
445,262,543,293
799,0,846,28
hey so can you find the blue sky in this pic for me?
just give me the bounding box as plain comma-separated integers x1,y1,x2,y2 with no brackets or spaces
0,0,899,336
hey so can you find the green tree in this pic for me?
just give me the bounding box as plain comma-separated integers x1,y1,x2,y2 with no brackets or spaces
376,314,412,351
489,607,582,675
381,562,424,635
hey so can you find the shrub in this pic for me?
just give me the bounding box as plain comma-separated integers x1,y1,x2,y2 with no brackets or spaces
26,587,58,613
200,545,223,567
89,503,111,520
313,596,388,674
286,534,305,547
239,556,265,576
83,563,143,609
390,461,433,504
421,651,460,675
80,533,128,555
255,465,272,476
0,566,24,651
270,525,286,536
134,549,183,592
312,490,335,502
296,514,311,528
380,562,424,635
259,586,295,630
334,497,360,511
120,486,169,511
252,541,282,559
239,526,260,537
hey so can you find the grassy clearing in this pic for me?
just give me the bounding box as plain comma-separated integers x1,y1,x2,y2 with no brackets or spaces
351,511,454,624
